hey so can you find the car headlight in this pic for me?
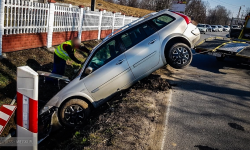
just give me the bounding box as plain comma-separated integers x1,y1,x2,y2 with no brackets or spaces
40,106,53,115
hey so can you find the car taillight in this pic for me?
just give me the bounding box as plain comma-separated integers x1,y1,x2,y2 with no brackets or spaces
172,11,191,24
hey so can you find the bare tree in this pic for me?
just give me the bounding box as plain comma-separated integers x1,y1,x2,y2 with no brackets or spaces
185,0,207,23
245,7,250,16
206,5,231,25
127,0,139,7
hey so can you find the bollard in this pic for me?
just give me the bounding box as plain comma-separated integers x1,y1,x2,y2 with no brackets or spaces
16,66,38,150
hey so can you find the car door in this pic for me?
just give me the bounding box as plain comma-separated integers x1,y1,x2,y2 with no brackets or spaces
120,22,160,79
82,38,134,101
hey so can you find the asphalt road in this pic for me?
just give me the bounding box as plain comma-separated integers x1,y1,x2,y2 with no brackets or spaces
162,32,250,150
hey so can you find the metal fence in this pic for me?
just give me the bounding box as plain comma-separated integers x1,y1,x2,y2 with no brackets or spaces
3,0,49,34
1,1,138,33
0,0,138,55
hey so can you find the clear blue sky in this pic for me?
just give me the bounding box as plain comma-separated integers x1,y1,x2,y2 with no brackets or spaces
204,0,250,17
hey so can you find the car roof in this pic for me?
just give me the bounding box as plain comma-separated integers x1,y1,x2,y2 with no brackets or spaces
103,9,171,42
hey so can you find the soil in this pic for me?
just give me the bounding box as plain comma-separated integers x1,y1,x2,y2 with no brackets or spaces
38,74,171,150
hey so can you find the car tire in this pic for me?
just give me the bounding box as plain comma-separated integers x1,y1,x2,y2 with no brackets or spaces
166,43,193,69
59,99,90,127
216,56,225,61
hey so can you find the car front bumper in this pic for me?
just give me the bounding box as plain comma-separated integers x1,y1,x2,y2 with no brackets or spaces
38,106,62,143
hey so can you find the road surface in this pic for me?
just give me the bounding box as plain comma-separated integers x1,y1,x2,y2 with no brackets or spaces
162,32,250,150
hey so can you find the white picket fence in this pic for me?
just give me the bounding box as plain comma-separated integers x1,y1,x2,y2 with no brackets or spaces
0,0,138,55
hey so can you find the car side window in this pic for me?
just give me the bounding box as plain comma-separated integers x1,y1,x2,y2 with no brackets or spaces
150,15,174,30
87,39,121,72
142,23,156,36
120,25,147,50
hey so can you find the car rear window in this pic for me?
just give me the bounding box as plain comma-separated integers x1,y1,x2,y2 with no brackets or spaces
149,15,174,30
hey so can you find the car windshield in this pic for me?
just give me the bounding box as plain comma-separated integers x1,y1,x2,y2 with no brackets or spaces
197,25,205,27
211,26,216,28
218,26,222,28
224,26,229,28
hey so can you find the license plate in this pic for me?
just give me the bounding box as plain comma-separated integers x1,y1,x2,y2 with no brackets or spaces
208,52,222,57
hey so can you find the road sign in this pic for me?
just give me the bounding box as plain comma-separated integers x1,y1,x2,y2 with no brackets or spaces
0,105,17,135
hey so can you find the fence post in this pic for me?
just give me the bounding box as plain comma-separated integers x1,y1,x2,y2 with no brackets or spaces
122,14,125,27
112,12,115,33
78,5,84,41
97,9,103,40
0,0,5,56
47,0,56,48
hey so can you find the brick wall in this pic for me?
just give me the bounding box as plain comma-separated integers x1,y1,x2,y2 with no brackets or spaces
2,29,113,53
2,33,47,53
100,30,112,39
52,31,78,46
81,30,99,41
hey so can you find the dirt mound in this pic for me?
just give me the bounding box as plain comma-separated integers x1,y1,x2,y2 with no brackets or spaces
39,74,170,150
134,74,171,91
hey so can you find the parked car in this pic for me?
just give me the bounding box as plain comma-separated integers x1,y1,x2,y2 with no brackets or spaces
211,25,219,32
217,25,223,32
223,25,230,31
206,24,212,32
231,25,240,29
197,24,207,34
39,10,200,128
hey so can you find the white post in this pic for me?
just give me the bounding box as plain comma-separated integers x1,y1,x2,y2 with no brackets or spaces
97,10,103,40
112,12,115,33
0,0,5,56
47,2,55,48
122,15,125,26
17,66,38,150
78,6,84,41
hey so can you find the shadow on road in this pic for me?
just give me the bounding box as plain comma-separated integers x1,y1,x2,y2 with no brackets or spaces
228,123,245,131
190,50,250,75
194,145,218,150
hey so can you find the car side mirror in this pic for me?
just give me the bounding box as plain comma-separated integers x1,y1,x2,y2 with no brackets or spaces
85,67,93,75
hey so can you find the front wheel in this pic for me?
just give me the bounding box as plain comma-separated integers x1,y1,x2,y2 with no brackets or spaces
166,43,193,69
59,99,90,127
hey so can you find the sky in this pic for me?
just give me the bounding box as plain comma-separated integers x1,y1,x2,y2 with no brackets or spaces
204,0,250,18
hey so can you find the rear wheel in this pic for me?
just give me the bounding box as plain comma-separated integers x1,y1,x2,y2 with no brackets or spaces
59,99,90,127
166,43,193,69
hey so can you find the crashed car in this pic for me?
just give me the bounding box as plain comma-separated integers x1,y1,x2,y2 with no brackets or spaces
38,9,200,141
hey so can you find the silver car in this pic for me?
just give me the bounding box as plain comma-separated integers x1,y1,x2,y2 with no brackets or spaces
197,24,207,34
39,10,200,128
211,25,219,32
223,25,230,32
217,25,223,32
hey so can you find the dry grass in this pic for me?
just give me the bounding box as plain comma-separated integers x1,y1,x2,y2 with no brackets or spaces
57,0,154,17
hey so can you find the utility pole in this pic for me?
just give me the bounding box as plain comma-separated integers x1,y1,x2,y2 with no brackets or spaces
91,0,96,11
237,5,245,26
237,6,242,19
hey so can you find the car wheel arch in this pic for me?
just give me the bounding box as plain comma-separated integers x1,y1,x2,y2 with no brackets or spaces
161,36,191,64
57,95,95,115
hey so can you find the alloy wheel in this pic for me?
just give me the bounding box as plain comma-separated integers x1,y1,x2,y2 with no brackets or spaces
171,46,190,65
64,104,85,125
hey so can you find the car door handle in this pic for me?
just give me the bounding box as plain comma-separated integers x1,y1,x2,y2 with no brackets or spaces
148,39,156,45
116,59,125,65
